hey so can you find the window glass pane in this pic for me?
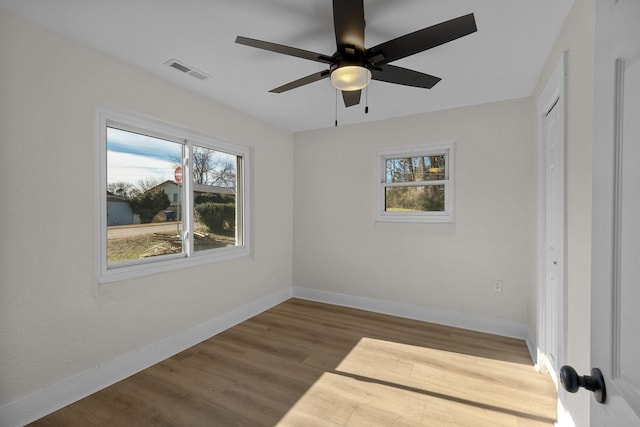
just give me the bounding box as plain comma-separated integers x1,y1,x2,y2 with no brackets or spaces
385,154,446,183
106,127,184,265
192,145,239,252
385,185,445,212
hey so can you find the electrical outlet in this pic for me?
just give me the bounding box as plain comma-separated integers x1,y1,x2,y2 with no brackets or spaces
493,280,503,292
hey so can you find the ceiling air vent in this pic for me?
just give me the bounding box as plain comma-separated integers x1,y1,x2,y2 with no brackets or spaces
164,59,210,81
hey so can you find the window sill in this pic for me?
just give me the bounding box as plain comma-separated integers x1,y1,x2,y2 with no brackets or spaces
99,246,250,283
376,213,454,223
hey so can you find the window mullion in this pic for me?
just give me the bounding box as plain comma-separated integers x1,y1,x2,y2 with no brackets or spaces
183,141,194,257
236,156,244,246
383,180,449,188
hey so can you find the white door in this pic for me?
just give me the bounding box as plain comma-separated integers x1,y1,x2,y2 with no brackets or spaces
544,96,565,380
537,53,567,391
590,0,640,424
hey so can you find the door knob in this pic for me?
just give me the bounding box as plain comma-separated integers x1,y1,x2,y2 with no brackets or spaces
559,365,607,404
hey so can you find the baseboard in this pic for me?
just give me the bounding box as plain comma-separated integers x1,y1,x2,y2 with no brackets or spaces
556,394,577,427
526,337,538,368
0,288,293,427
292,287,528,340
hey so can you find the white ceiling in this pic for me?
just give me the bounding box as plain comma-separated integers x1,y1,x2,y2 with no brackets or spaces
0,0,574,132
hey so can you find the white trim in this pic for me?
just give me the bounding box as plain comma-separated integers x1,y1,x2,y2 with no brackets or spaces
536,51,568,385
292,287,528,339
376,143,455,223
0,288,292,427
526,337,538,368
556,397,578,427
99,246,252,283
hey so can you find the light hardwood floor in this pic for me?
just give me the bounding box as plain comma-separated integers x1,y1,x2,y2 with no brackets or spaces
30,298,556,426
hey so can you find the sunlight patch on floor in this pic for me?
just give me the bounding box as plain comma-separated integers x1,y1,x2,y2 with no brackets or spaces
277,337,556,427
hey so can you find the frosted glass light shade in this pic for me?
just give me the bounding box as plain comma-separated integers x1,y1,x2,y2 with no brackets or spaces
330,66,371,91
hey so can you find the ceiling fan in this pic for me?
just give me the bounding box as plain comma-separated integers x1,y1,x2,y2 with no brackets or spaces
236,0,477,108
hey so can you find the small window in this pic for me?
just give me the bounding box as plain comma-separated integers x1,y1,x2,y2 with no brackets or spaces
98,106,250,281
377,144,454,223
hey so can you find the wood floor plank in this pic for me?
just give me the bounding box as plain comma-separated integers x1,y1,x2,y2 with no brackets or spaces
29,298,556,426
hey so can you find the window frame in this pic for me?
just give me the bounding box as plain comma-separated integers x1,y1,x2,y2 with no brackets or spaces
97,106,251,282
376,144,455,223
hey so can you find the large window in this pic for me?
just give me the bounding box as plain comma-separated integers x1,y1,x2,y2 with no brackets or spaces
377,144,454,223
98,107,249,281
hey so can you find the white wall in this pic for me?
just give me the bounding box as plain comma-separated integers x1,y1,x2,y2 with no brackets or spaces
293,98,536,327
0,9,293,407
531,1,595,426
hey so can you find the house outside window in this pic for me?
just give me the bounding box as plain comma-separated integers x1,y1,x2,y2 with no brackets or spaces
98,106,250,281
377,144,454,223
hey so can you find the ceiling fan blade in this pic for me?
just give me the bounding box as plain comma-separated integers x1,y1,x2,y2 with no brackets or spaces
371,65,441,89
366,13,477,65
269,70,330,93
236,36,333,64
333,0,366,51
342,90,362,107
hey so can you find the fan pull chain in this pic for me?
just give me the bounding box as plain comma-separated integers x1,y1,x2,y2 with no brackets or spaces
365,86,369,114
335,89,338,127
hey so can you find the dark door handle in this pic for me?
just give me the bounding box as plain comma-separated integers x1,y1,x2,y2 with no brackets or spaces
559,365,607,404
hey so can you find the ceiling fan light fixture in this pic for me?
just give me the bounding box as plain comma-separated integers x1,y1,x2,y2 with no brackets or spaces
330,65,371,91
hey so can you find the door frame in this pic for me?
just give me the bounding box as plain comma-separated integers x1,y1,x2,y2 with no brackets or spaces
536,51,568,386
